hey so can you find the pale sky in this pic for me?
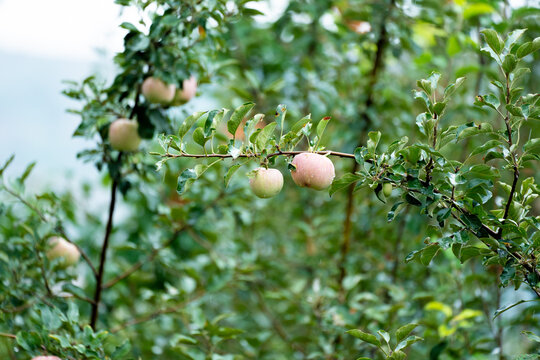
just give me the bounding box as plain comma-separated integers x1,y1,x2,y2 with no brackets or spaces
0,0,288,61
0,0,138,61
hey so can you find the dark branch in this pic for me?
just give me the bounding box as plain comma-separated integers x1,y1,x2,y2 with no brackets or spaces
90,159,121,329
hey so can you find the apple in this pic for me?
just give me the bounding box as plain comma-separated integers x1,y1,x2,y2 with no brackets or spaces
383,183,393,197
46,236,80,267
290,153,335,190
249,168,283,198
141,76,176,104
170,76,197,106
32,357,62,360
109,119,141,152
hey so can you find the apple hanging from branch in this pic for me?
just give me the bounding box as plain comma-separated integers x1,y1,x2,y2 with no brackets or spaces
46,236,80,267
249,168,284,198
108,119,141,152
141,76,176,105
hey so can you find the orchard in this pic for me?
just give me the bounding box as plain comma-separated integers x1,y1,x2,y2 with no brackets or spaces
1,1,539,359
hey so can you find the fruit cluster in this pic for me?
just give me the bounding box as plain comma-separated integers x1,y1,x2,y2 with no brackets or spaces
108,76,198,152
250,152,335,198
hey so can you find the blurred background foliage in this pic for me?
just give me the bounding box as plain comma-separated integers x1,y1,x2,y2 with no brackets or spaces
1,0,539,359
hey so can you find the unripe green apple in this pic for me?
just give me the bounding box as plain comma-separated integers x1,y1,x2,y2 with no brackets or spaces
290,153,335,190
32,356,62,360
46,236,80,267
141,77,176,104
170,76,197,106
383,183,393,197
249,168,283,198
109,119,141,152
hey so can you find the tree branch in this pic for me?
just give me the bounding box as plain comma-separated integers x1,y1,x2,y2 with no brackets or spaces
90,166,120,329
161,150,356,160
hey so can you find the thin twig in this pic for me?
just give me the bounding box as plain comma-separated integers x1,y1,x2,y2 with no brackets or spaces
111,290,205,333
104,229,183,289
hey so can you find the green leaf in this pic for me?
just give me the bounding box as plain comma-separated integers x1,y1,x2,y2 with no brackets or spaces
0,154,15,177
427,72,441,92
521,331,540,343
316,116,331,141
367,131,381,154
395,336,424,352
18,162,36,184
504,29,527,52
193,127,208,148
516,37,540,58
255,122,277,150
481,94,500,110
244,113,264,145
346,329,381,347
396,323,419,343
171,334,198,346
420,243,440,266
502,54,517,74
274,104,287,131
224,164,243,188
457,245,492,263
377,330,390,345
524,138,540,154
470,140,502,156
329,174,362,196
481,29,504,54
405,193,422,206
204,110,219,137
179,111,207,140
290,114,311,133
177,168,197,195
443,77,465,99
506,104,524,117
228,102,255,139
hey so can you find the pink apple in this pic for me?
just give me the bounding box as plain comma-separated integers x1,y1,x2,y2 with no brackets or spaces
141,76,176,104
109,119,141,152
249,168,283,198
46,236,80,267
290,153,335,190
32,356,62,360
171,76,198,106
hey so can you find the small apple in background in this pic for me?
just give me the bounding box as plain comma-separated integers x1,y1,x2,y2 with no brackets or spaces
290,153,335,190
46,236,80,267
249,168,284,198
32,356,62,360
109,119,141,152
383,183,393,197
170,76,197,106
141,76,176,104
